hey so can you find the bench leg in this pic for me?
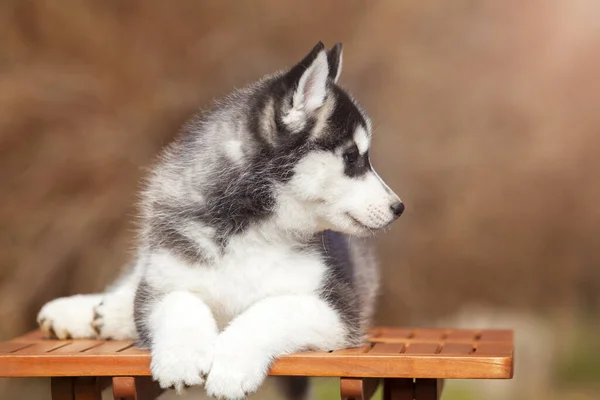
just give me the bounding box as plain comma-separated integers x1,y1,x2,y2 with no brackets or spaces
51,377,103,400
51,378,75,400
414,379,444,400
340,378,380,400
382,378,444,400
112,376,163,400
382,378,413,400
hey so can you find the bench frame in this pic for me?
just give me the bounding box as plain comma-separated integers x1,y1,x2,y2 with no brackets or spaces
51,376,444,400
1,327,514,400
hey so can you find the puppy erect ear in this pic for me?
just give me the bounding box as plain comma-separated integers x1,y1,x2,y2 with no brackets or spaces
282,42,329,129
292,42,329,113
326,43,343,83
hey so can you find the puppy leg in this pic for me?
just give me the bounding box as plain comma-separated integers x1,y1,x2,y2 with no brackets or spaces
148,291,218,393
205,295,347,400
38,267,139,340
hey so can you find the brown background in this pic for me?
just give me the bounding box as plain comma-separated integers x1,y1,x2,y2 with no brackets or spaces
1,1,599,398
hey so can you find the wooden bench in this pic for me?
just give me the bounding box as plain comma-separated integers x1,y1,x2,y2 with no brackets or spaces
0,327,513,400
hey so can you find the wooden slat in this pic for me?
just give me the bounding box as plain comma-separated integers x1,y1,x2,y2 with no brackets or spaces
0,328,514,379
403,343,440,355
444,330,480,341
478,330,513,342
331,344,372,355
82,342,135,354
439,343,473,355
269,351,513,378
15,341,71,354
371,337,409,344
118,346,148,355
412,330,446,340
0,342,33,354
373,328,413,343
473,342,513,356
369,343,405,355
11,330,46,342
378,328,413,338
51,341,104,354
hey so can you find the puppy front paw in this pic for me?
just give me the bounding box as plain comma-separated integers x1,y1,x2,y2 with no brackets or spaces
204,348,270,400
151,343,214,393
37,295,103,339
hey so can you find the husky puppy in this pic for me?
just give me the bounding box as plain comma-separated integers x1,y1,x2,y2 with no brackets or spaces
37,42,403,399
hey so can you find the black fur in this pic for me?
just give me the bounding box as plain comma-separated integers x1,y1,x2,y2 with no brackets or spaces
198,143,311,247
147,211,213,264
314,230,362,342
315,85,368,150
326,42,343,81
133,277,153,348
148,140,315,259
343,145,371,178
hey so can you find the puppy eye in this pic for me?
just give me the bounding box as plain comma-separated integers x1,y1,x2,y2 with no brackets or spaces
343,146,359,163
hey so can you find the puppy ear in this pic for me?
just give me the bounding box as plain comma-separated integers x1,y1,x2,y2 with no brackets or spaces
286,42,329,115
326,43,343,83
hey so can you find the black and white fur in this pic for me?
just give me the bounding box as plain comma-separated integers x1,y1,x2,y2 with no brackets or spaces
37,42,404,399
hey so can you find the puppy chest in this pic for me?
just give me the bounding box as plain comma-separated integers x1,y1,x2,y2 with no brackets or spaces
193,252,327,315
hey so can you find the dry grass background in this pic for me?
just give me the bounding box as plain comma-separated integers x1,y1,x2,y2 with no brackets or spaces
1,0,600,398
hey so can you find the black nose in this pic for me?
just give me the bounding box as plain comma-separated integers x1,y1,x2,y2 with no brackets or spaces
390,202,405,217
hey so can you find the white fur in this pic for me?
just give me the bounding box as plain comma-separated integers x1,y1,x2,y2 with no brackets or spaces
205,295,346,399
288,151,401,235
281,108,306,133
354,126,370,155
144,236,343,396
91,280,137,340
224,140,244,164
144,236,327,327
38,294,103,339
149,291,218,392
332,50,343,83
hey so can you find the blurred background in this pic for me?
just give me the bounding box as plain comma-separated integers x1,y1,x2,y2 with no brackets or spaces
1,0,599,399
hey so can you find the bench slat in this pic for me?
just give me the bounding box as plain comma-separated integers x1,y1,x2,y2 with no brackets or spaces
0,328,514,379
439,343,474,355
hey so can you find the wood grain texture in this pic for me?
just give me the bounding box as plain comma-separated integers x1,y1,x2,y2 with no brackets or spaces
0,328,514,379
340,378,380,400
112,377,135,400
112,377,163,400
